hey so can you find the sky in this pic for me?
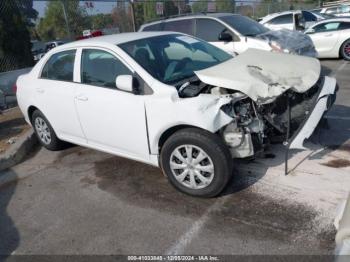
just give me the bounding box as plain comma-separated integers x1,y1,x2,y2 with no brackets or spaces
33,0,118,18
33,0,260,18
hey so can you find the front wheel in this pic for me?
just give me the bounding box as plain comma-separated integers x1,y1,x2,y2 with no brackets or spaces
160,128,233,198
341,39,350,61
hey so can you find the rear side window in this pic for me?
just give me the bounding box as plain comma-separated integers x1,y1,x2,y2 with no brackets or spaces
81,49,131,88
41,50,76,81
340,22,350,30
268,14,293,25
302,11,317,22
195,18,226,42
163,19,195,35
142,23,162,31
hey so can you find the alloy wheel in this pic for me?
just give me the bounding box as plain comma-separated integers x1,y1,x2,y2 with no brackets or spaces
34,117,52,145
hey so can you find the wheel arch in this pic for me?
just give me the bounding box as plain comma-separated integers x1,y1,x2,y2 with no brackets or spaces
158,124,207,154
339,38,350,58
27,105,39,124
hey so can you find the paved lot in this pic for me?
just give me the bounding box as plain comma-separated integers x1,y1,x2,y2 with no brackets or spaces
0,59,349,256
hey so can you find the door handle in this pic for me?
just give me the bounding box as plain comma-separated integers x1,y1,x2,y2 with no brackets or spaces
36,88,44,94
75,95,88,101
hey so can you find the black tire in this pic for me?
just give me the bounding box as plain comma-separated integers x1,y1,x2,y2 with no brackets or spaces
31,110,67,151
160,128,233,198
340,39,350,61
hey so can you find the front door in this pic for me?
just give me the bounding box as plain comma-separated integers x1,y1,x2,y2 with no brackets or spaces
309,22,341,55
74,48,150,160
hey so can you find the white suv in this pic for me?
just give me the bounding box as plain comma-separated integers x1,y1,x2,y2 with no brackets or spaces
259,10,323,31
139,13,317,57
16,32,336,197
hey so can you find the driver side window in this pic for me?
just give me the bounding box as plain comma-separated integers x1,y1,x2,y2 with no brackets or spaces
313,22,341,33
195,18,228,42
81,49,131,88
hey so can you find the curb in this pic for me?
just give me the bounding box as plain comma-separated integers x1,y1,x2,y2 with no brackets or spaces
0,128,38,172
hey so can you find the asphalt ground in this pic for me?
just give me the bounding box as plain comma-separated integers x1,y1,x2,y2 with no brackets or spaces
0,59,349,258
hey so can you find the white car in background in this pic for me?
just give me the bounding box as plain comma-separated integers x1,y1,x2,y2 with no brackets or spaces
305,18,350,60
16,32,337,197
318,4,350,17
139,13,317,57
259,10,323,31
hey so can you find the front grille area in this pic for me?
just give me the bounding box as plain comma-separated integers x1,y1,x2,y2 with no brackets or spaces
261,77,323,135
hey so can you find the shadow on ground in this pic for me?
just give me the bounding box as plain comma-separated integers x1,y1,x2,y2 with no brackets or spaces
0,170,19,257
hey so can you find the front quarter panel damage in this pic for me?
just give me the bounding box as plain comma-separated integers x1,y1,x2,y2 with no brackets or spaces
145,94,234,155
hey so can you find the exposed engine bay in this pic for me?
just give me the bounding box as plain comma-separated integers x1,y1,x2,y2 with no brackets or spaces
177,76,323,158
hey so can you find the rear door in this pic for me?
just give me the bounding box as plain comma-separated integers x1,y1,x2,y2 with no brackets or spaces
163,19,195,36
35,49,86,144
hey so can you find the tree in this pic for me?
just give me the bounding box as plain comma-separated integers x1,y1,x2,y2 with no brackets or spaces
111,6,133,33
37,0,90,41
0,0,34,72
216,0,235,13
15,0,38,27
164,0,178,16
90,14,113,30
192,1,208,13
134,2,145,30
143,0,157,22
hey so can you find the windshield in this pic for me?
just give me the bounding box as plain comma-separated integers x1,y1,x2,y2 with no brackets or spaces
220,15,269,36
119,34,232,85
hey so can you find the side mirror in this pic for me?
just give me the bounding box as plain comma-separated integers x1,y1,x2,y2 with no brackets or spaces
115,75,137,93
218,32,233,42
306,28,315,34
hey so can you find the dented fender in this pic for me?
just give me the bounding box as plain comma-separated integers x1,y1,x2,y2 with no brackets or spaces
145,94,234,155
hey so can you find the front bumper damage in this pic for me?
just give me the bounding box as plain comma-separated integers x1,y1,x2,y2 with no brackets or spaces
284,76,337,174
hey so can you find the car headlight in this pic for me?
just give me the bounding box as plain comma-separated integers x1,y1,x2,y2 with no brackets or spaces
269,41,282,52
269,41,290,54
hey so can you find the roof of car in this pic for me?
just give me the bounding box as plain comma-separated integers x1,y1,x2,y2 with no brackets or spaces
259,10,302,22
51,32,174,51
140,13,240,28
312,17,350,24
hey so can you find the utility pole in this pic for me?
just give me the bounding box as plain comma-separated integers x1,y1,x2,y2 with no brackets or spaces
130,0,136,32
61,0,72,39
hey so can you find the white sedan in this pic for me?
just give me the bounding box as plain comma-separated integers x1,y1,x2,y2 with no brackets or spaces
305,18,350,60
16,32,337,197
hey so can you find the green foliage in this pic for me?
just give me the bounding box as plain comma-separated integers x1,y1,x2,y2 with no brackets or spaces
143,0,158,22
90,14,113,30
216,0,235,13
111,7,133,32
134,3,145,30
37,0,90,41
0,0,34,72
192,1,208,13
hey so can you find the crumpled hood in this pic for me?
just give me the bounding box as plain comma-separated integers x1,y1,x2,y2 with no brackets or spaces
256,29,317,57
194,49,321,104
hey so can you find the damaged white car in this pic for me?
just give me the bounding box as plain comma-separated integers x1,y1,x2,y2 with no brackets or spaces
16,32,337,197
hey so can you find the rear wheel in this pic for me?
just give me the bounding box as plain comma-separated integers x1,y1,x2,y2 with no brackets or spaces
31,110,67,151
160,128,233,198
341,39,350,61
